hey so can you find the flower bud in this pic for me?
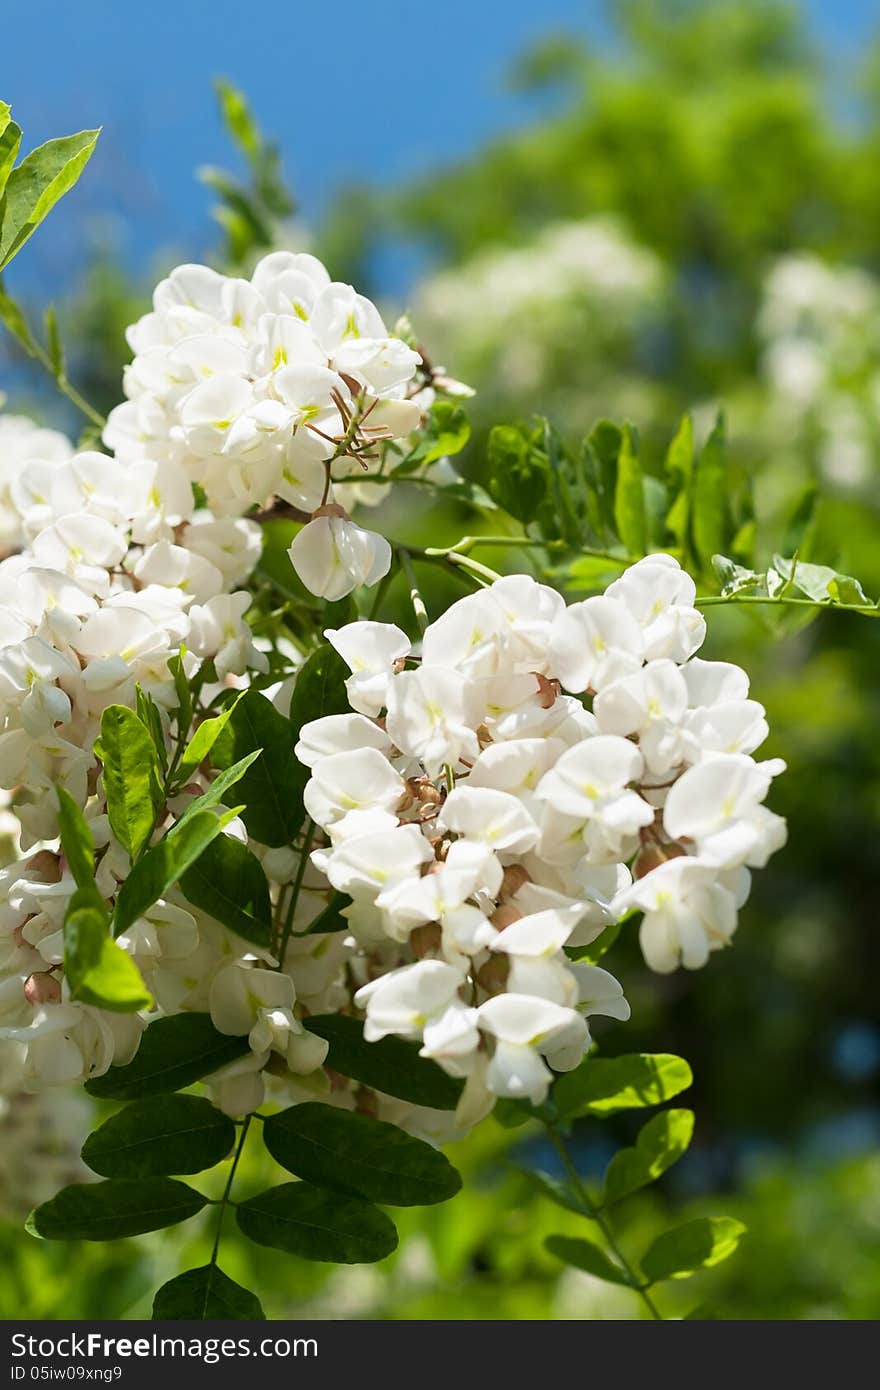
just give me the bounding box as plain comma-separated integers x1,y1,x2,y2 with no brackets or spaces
24,972,62,1006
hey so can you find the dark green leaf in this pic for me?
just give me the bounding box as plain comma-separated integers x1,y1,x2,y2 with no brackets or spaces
167,648,193,737
27,1178,207,1241
614,424,646,554
94,705,163,860
487,424,547,523
180,833,271,947
0,128,101,270
85,1012,249,1100
691,414,731,570
236,1182,397,1263
545,1235,633,1286
56,786,95,891
307,1014,463,1110
641,1217,746,1283
211,690,302,846
152,1265,264,1321
517,1168,591,1216
554,1053,693,1119
81,1096,235,1178
604,1108,695,1205
112,807,238,937
136,686,168,776
263,1103,461,1207
288,642,350,732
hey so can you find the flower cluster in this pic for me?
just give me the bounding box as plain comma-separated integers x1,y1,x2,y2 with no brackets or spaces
0,251,785,1148
417,218,665,399
299,556,786,1123
104,252,429,598
0,407,72,551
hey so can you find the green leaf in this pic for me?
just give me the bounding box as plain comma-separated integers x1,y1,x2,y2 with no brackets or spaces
236,1182,397,1264
180,833,271,947
604,1108,695,1205
64,898,153,1013
174,694,244,786
288,642,350,732
81,1096,235,1179
641,1217,746,1283
211,690,302,846
664,414,694,554
152,1265,265,1321
771,554,870,607
691,414,731,570
94,705,163,861
712,554,762,597
306,1014,463,1111
173,750,262,834
28,1178,207,1242
487,424,547,523
614,424,646,554
112,807,238,938
215,80,260,160
518,1168,591,1217
167,648,193,737
554,1053,693,1119
0,128,100,271
85,1012,249,1101
136,686,168,776
545,1235,633,1286
0,286,40,355
263,1103,461,1207
391,400,470,475
55,786,95,891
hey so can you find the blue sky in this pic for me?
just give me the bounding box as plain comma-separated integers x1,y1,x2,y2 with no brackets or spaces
0,0,876,295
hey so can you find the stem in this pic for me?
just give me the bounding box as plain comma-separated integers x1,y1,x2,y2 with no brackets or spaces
209,1115,251,1270
547,1123,664,1321
275,818,316,964
427,536,637,568
696,592,879,617
398,547,429,633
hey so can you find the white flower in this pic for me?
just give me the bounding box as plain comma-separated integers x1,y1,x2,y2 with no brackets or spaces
303,747,405,827
535,735,654,863
616,857,750,973
385,666,484,775
187,591,268,678
549,595,644,693
604,554,706,662
289,514,391,599
355,959,466,1042
663,754,787,868
325,621,410,717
